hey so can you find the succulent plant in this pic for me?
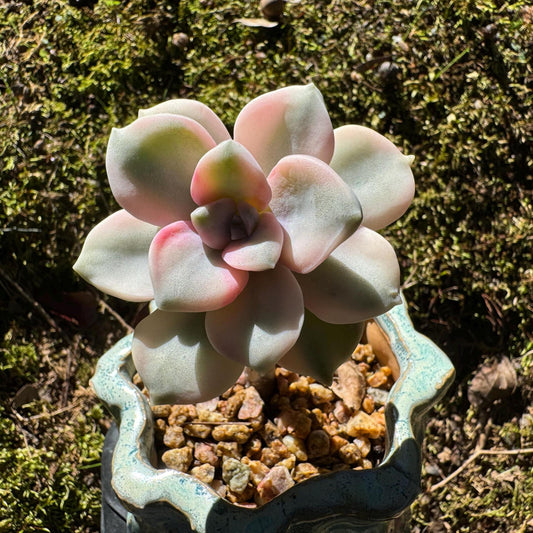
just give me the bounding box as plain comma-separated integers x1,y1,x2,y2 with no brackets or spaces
74,84,414,405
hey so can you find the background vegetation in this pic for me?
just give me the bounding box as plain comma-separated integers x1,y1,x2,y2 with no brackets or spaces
1,0,531,531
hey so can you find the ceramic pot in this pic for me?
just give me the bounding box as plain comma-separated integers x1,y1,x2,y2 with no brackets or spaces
92,296,454,533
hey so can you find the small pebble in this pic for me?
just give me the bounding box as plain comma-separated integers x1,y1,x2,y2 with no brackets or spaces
194,442,219,466
306,430,330,459
276,408,312,439
222,458,250,494
162,447,192,472
190,463,215,484
292,462,319,483
184,423,212,439
163,425,185,448
212,424,253,444
282,435,308,461
309,383,335,405
238,386,264,420
256,466,295,504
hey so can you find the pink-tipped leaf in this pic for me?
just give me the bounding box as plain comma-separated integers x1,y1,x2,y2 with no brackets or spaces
329,125,415,230
205,266,304,373
138,99,231,144
190,140,271,210
106,114,216,227
234,84,335,175
149,221,249,312
133,310,243,405
73,210,157,302
296,226,402,324
268,155,362,274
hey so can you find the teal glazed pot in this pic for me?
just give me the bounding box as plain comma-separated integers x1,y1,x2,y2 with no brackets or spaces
91,296,455,533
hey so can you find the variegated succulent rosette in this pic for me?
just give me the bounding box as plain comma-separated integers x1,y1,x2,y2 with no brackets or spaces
74,84,415,405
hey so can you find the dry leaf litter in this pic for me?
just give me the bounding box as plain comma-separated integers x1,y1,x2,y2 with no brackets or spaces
136,343,395,508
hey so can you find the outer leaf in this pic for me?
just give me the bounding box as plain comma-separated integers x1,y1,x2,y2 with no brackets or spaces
106,114,216,227
280,310,365,384
234,84,334,175
222,212,284,271
267,155,362,274
73,210,157,302
205,266,304,373
138,99,231,144
132,310,243,405
149,221,249,312
329,125,415,230
296,226,401,324
190,141,271,210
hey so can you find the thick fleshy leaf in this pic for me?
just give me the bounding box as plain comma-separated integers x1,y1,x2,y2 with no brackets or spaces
190,198,235,250
267,155,362,274
222,212,284,271
149,221,249,312
205,266,304,373
234,84,334,175
106,114,216,226
132,310,243,405
73,210,157,302
190,141,271,210
329,125,415,230
295,226,401,324
138,99,231,144
280,310,365,384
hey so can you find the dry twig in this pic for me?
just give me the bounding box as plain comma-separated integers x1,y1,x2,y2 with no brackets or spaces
430,447,533,492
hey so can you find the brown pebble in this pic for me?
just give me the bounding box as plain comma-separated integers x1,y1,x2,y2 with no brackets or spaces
261,439,289,467
333,400,352,423
276,408,312,439
244,436,263,459
329,435,349,455
331,360,366,411
194,442,219,466
259,419,282,443
309,383,335,405
169,404,196,425
151,404,171,418
338,443,361,464
292,462,319,483
190,463,215,484
163,425,185,448
184,423,212,439
288,376,310,396
367,370,388,388
256,465,295,504
238,386,264,420
345,411,385,439
352,343,375,364
282,435,308,461
353,436,371,458
306,430,330,459
216,441,242,460
212,424,253,444
224,389,245,418
242,458,270,486
161,447,192,472
362,395,375,414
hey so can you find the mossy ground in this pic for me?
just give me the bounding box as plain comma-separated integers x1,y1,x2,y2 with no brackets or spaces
1,1,531,531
